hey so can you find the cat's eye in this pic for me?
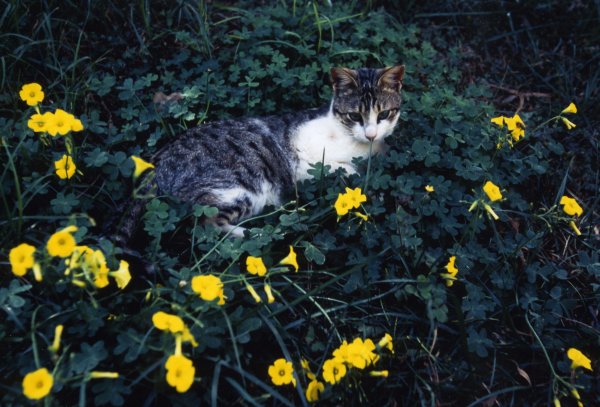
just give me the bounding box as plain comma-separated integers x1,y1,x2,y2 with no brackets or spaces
377,110,391,121
347,112,363,122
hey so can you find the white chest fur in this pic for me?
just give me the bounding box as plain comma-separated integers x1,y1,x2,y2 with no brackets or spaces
291,112,384,181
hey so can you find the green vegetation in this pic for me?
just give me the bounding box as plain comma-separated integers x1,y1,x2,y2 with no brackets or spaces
1,1,598,405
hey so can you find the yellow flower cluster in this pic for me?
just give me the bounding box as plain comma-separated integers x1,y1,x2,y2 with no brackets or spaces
334,187,368,220
243,246,299,303
28,108,84,136
559,102,577,130
491,113,526,146
152,311,198,392
19,83,84,180
265,334,393,402
7,225,131,289
321,333,393,385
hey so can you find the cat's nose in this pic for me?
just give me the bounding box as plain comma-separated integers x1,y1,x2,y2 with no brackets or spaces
365,126,377,141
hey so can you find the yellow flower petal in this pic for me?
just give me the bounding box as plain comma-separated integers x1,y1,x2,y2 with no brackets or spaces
49,324,64,353
246,283,262,303
89,371,119,379
559,196,583,217
246,256,267,276
490,116,505,127
264,283,275,304
191,274,225,303
110,260,132,289
279,246,299,272
483,181,503,202
567,348,592,371
305,380,325,402
561,102,577,114
131,155,155,178
561,117,576,130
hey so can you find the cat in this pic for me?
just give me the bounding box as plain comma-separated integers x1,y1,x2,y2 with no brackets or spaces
123,65,405,239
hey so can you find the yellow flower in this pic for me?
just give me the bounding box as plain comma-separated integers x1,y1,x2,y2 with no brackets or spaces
425,185,435,192
504,114,525,141
345,337,377,369
245,283,262,303
483,181,503,202
9,243,36,276
344,187,367,209
354,211,369,222
181,326,199,347
54,154,76,179
22,367,53,400
301,358,317,380
71,117,84,132
84,249,110,288
19,83,44,106
490,116,505,127
377,333,394,354
152,311,185,334
441,256,458,287
46,225,78,258
89,371,119,379
110,260,132,289
561,117,576,130
191,274,225,304
27,112,54,133
559,196,583,217
264,283,275,304
567,348,592,371
322,358,347,385
131,155,155,179
48,324,64,353
165,354,195,393
334,192,352,216
305,379,325,402
279,246,299,272
32,263,42,282
569,221,582,236
561,102,577,114
369,370,389,378
268,358,294,386
246,256,267,277
47,108,75,136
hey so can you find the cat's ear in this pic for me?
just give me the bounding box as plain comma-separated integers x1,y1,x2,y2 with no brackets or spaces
377,65,405,91
331,67,358,91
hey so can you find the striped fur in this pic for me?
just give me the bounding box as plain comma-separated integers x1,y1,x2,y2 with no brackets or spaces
138,66,405,237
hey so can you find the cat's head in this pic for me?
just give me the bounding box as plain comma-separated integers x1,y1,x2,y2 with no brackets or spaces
330,65,405,143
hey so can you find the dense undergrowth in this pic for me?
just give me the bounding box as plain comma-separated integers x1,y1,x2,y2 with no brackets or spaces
1,1,598,405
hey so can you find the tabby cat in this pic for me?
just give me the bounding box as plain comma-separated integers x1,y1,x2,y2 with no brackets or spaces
129,65,404,238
